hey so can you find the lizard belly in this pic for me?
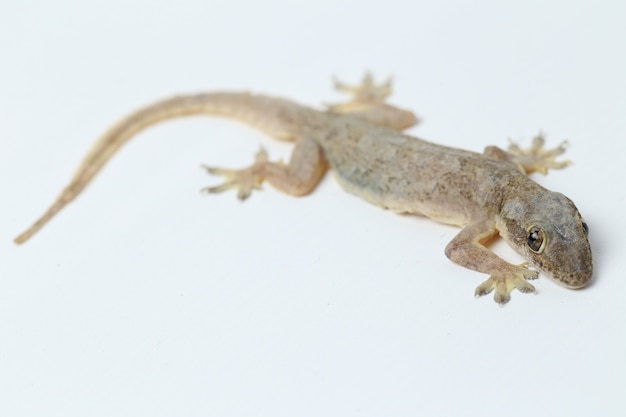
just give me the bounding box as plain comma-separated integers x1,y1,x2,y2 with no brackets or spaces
332,171,472,227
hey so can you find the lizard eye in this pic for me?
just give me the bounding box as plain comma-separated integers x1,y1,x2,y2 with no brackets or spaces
527,226,546,253
582,222,589,236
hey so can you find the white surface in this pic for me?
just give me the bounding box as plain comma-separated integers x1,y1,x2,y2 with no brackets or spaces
1,1,625,416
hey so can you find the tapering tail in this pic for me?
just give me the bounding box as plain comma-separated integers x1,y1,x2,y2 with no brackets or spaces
14,92,308,244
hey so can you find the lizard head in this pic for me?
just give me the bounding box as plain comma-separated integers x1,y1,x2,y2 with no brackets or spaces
497,189,592,289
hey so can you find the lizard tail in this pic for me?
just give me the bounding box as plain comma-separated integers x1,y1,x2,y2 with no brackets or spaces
14,93,308,244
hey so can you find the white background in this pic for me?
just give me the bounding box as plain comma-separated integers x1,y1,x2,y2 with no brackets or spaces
1,1,625,416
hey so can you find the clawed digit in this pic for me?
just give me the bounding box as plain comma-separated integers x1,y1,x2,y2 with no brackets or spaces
507,133,571,175
201,148,268,200
332,72,393,104
474,265,538,305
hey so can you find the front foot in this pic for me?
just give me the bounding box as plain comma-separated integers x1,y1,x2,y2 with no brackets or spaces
201,148,269,200
474,265,539,305
507,133,570,175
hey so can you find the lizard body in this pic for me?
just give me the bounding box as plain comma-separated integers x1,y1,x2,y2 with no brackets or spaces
15,74,592,304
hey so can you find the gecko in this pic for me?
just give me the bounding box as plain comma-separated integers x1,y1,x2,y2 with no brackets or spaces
14,74,592,304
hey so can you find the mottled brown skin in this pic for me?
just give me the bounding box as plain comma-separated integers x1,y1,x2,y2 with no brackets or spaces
14,74,592,304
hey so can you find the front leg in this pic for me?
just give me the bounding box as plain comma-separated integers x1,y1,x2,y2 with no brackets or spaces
445,221,538,304
202,136,328,199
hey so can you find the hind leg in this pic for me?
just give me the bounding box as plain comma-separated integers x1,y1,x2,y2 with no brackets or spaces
202,137,328,199
327,73,418,131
